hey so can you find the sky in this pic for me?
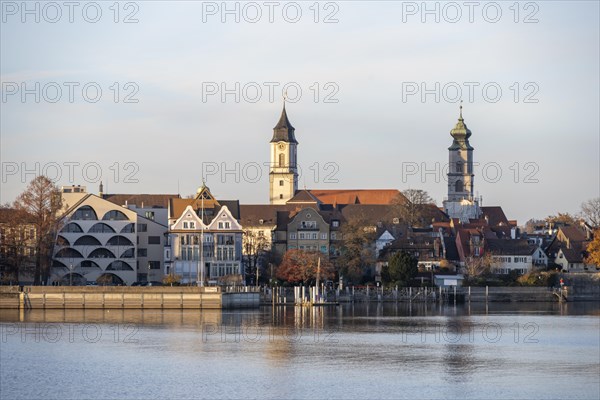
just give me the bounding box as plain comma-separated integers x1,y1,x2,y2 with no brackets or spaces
1,0,599,224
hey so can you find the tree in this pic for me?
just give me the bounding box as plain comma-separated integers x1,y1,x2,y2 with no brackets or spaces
385,251,418,286
581,198,600,228
0,205,36,284
585,229,600,267
463,252,496,282
242,229,270,284
545,212,577,228
393,189,435,228
276,249,335,286
335,217,376,283
13,176,62,285
524,218,545,234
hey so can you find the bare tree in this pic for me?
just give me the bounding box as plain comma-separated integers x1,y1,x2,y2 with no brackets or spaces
243,229,270,284
13,176,62,285
0,205,36,284
336,217,376,283
393,189,435,228
463,252,496,280
581,198,600,228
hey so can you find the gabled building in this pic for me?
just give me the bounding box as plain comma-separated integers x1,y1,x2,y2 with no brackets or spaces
166,184,243,284
486,238,536,275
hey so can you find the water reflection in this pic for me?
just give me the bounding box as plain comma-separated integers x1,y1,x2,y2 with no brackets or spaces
1,302,598,400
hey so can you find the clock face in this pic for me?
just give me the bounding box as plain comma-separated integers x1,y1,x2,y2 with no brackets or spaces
278,143,286,150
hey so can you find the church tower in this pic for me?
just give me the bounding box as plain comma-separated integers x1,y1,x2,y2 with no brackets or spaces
443,104,481,221
269,103,298,204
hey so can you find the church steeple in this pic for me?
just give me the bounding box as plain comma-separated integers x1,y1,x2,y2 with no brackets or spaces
449,103,473,150
443,104,480,221
269,102,299,205
271,104,298,143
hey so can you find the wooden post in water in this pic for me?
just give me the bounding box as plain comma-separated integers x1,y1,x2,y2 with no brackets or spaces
486,286,489,302
453,286,456,305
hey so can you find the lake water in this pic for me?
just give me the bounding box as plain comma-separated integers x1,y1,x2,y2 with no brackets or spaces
1,302,599,400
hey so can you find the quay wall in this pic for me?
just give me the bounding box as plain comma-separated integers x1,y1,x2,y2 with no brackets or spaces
0,286,260,310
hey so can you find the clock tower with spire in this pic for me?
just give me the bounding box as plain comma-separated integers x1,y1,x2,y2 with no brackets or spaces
269,103,298,204
443,104,481,221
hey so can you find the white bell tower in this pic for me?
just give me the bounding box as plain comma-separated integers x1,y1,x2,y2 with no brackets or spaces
269,103,298,204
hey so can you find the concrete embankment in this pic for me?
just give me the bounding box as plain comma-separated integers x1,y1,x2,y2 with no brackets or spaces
0,286,259,310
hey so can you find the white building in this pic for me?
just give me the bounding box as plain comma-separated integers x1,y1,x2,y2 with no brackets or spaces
166,185,243,284
443,105,481,222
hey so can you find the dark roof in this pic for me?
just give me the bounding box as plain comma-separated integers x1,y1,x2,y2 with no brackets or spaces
104,194,178,209
339,204,399,225
443,236,460,261
271,105,297,143
560,247,584,263
239,204,296,226
486,239,536,256
559,226,587,243
480,206,510,227
0,208,36,224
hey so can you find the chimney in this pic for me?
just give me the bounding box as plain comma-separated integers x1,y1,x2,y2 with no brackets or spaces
99,181,104,197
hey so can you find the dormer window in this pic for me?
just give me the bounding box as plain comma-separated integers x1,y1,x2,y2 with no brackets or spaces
183,222,188,229
190,222,195,229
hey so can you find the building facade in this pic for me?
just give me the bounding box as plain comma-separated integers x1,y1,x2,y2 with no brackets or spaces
166,185,243,284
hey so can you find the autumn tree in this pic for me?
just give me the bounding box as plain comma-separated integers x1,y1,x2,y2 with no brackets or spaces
523,218,545,234
393,189,435,228
276,249,335,286
585,229,600,267
242,229,270,284
335,217,376,283
383,251,418,286
13,176,63,285
581,198,600,229
545,213,577,228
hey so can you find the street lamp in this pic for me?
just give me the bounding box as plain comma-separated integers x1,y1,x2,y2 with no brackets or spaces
147,262,152,286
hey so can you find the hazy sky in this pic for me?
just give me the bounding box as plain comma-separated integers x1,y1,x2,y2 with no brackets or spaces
1,1,598,224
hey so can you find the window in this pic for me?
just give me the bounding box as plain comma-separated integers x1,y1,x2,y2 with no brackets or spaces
88,223,116,233
148,261,161,270
331,232,337,240
393,218,400,224
61,223,83,233
218,222,223,229
137,248,147,257
299,233,305,239
321,233,327,240
74,236,102,246
455,180,464,193
183,222,189,229
190,222,195,229
279,180,284,186
102,210,129,221
290,233,297,240
120,223,135,233
320,245,327,253
137,223,147,232
107,235,134,246
279,153,285,167
311,233,318,240
145,211,155,220
332,220,339,228
72,206,97,220
225,222,230,229
148,236,161,245
279,194,283,199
